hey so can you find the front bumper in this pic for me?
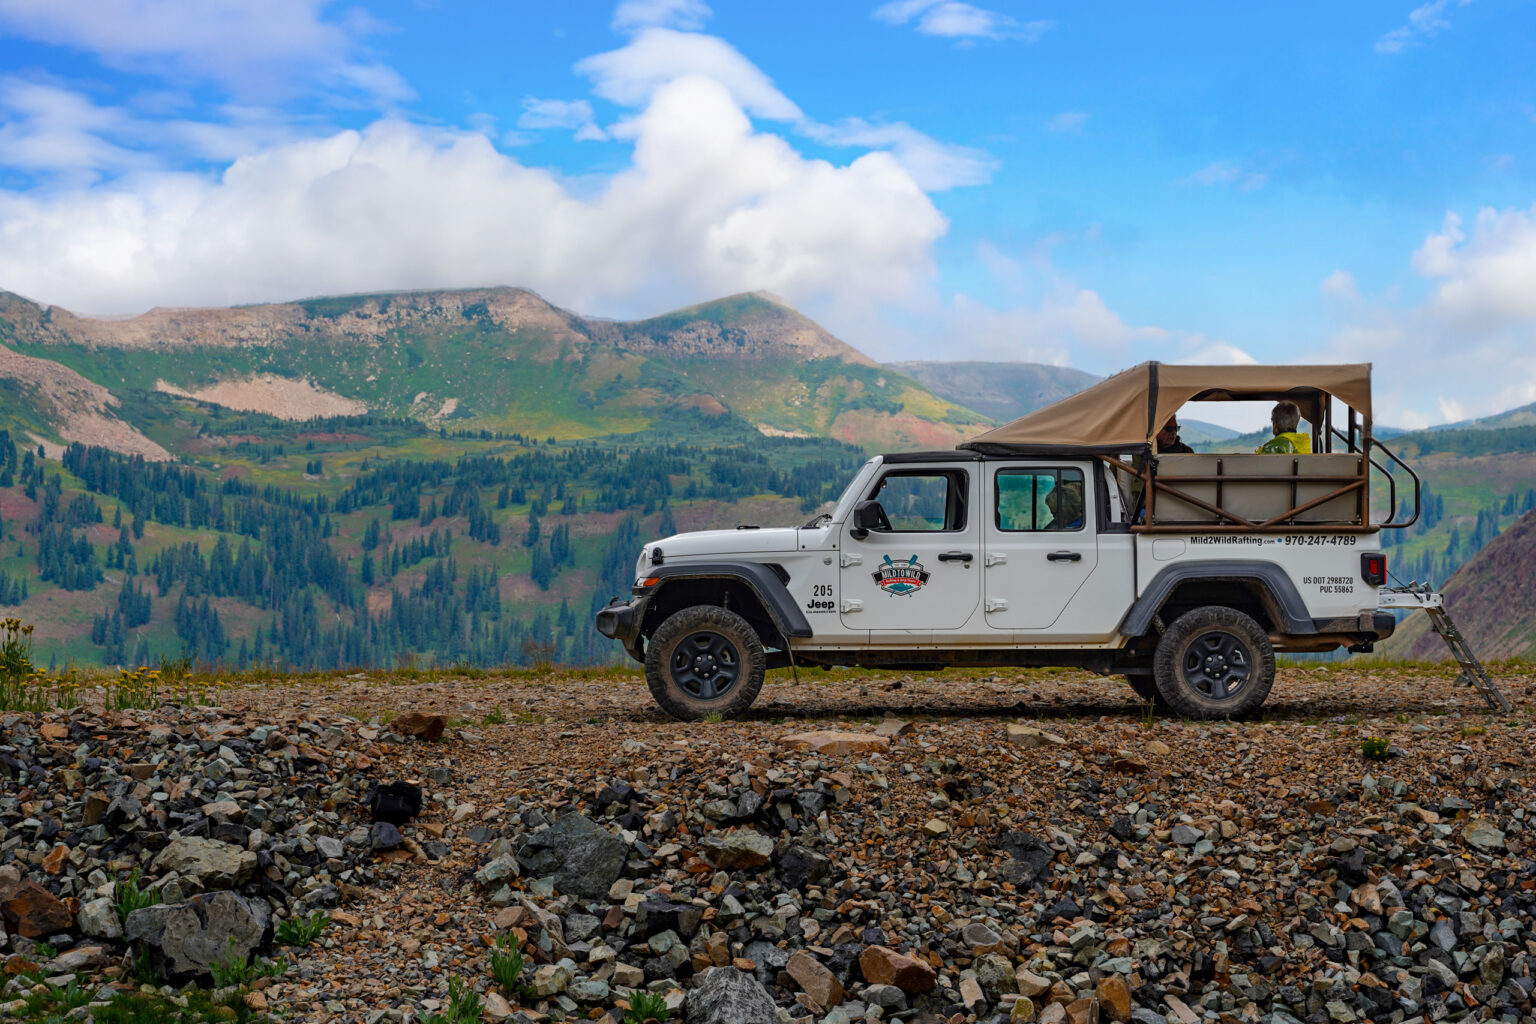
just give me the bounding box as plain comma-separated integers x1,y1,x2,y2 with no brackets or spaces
594,597,648,663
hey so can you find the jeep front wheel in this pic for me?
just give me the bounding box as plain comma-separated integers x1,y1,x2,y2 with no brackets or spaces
1153,606,1275,719
644,605,766,721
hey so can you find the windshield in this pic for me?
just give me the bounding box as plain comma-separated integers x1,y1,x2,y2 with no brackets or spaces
831,459,880,524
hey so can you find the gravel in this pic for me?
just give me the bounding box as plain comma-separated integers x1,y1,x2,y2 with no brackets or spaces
2,662,1534,1024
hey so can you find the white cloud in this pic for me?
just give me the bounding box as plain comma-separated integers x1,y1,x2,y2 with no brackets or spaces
611,0,712,33
1316,204,1536,427
1320,270,1359,300
1179,161,1267,192
1376,0,1474,54
0,0,409,104
1046,111,1089,134
578,29,992,190
945,289,1167,366
802,118,994,191
0,78,305,177
873,0,1050,42
1412,205,1536,328
0,78,947,321
518,98,608,141
577,28,802,121
1174,340,1258,366
0,78,142,177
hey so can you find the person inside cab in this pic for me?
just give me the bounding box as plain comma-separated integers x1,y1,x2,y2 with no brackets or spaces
1156,417,1194,454
1044,478,1084,530
1255,401,1312,454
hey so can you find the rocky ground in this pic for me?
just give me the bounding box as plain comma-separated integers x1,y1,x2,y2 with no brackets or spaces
3,663,1536,1024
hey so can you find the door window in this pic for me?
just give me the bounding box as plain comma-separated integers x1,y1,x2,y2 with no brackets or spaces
995,468,1086,532
870,471,968,532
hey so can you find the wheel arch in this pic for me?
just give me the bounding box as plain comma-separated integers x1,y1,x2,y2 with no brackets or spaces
1123,560,1314,638
639,562,813,649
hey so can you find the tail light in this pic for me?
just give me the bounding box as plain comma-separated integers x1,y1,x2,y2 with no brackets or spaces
1361,553,1386,587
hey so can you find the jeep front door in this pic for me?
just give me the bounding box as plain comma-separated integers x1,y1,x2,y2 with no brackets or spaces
839,466,980,634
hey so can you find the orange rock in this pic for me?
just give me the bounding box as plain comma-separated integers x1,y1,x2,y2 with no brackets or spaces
39,723,68,741
780,731,890,756
41,844,68,875
0,880,74,938
392,712,446,740
1096,975,1132,1022
858,945,936,994
786,950,844,1010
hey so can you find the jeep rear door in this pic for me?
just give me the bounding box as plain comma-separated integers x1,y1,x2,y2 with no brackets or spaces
981,462,1134,639
838,465,980,635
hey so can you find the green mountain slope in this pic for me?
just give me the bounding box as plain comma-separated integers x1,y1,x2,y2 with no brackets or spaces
887,360,1096,422
1383,506,1536,661
0,288,985,452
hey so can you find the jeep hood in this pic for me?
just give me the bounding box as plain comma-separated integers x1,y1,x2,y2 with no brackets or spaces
645,527,801,560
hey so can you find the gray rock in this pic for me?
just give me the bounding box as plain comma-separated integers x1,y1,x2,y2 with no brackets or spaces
516,814,626,899
124,890,271,982
864,984,907,1011
371,822,404,850
149,837,256,890
778,845,830,889
701,829,774,870
315,836,344,860
77,897,122,940
1461,820,1505,851
686,965,779,1024
1171,825,1203,845
569,978,610,1003
564,913,601,943
476,854,518,887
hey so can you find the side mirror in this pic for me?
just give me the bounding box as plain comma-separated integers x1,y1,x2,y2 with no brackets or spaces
850,500,884,540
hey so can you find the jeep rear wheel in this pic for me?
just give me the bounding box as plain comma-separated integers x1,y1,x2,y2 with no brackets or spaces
645,605,766,721
1153,606,1275,719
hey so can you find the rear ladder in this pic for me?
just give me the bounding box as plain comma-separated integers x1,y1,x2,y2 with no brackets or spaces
1379,587,1510,712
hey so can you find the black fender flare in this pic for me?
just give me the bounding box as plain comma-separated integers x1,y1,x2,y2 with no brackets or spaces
641,562,814,641
1122,560,1315,637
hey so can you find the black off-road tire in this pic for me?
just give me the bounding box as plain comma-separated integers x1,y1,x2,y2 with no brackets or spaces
644,605,766,721
1153,606,1275,719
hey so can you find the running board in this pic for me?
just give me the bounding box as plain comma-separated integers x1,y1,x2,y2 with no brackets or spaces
1379,587,1510,712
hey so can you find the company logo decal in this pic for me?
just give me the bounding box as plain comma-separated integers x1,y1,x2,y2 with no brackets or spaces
872,554,930,596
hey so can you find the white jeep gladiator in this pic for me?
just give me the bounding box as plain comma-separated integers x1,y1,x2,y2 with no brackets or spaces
597,363,1422,720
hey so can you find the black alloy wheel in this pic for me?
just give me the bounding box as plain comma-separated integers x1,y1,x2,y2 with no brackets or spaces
669,630,742,701
1153,605,1275,719
645,604,766,721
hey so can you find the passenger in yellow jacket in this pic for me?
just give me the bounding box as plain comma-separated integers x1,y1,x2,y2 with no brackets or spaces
1256,401,1312,454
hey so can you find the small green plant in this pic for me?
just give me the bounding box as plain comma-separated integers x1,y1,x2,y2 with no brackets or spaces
255,956,288,979
208,937,253,987
625,991,671,1024
20,976,93,1016
489,933,530,997
114,868,161,925
421,976,483,1024
1361,735,1392,761
703,711,723,724
276,911,330,946
129,943,158,986
481,707,506,726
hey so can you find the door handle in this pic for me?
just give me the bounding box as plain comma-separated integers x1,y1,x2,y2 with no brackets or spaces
1047,551,1083,562
937,551,974,563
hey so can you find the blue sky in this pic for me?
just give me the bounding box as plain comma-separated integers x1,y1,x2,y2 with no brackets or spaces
0,0,1533,428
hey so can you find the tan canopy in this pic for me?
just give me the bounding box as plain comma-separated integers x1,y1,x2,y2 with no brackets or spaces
960,361,1372,452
